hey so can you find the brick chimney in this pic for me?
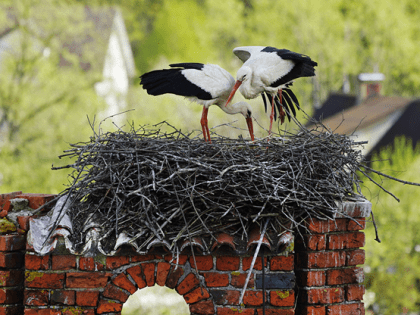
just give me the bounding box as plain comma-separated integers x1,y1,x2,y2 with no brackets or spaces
357,73,385,102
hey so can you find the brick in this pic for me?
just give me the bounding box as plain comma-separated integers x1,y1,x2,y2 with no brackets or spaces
65,272,109,288
242,257,267,271
164,254,188,265
216,256,240,271
297,270,325,287
97,299,123,314
297,251,346,268
62,309,85,315
230,272,254,288
0,306,24,315
106,256,130,269
217,308,254,315
166,266,184,289
243,290,264,306
25,255,49,270
300,287,344,304
102,283,130,303
184,287,210,304
346,284,365,301
176,273,200,295
76,291,99,307
131,254,158,263
17,216,32,231
156,262,171,286
326,303,365,315
189,256,213,271
79,257,94,271
270,290,294,307
328,219,347,232
210,290,239,305
24,290,48,306
51,255,76,270
0,192,22,209
199,272,226,288
270,255,294,271
327,267,364,285
126,265,147,289
348,218,366,231
296,235,326,251
0,270,23,287
113,273,136,294
0,288,23,304
296,305,326,315
347,249,365,266
25,272,64,289
0,235,26,251
347,232,365,248
142,262,155,286
189,300,215,315
257,309,295,315
328,232,365,250
0,252,24,268
15,194,55,210
50,290,75,305
306,218,329,233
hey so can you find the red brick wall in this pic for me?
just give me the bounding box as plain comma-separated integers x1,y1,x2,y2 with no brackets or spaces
0,193,369,315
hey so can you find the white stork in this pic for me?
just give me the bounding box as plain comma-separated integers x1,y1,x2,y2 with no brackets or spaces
140,63,254,143
226,46,317,134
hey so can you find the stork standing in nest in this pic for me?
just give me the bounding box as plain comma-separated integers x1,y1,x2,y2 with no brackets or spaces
226,46,318,135
140,63,254,143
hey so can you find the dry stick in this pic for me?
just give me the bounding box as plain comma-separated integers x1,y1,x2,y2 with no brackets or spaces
239,218,270,307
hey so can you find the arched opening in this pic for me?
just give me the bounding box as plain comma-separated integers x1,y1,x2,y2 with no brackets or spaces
122,284,190,315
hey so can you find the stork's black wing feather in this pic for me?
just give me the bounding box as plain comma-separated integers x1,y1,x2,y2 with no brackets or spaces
140,65,212,100
283,88,300,110
261,92,268,113
281,90,296,119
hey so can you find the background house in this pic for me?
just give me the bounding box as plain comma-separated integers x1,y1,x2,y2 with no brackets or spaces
309,74,420,159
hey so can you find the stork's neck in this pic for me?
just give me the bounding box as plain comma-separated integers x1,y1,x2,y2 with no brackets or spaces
220,101,252,118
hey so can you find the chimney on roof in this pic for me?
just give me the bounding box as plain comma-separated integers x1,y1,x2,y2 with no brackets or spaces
357,73,385,102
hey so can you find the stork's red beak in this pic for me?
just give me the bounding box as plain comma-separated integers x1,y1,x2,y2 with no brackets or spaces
246,116,254,141
225,80,242,107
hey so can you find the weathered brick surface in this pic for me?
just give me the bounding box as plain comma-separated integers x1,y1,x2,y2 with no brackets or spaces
270,255,294,271
189,256,213,271
0,252,24,268
328,232,365,250
297,270,326,287
65,272,109,288
75,291,99,307
79,257,104,271
112,273,136,294
348,218,366,231
183,287,210,304
24,290,49,306
189,299,215,315
297,251,346,268
0,270,23,287
102,283,130,303
15,194,55,210
0,305,24,315
166,267,184,289
300,287,344,304
126,265,147,289
156,262,171,286
256,309,295,315
327,267,364,285
106,256,130,269
142,262,156,287
50,290,75,305
25,255,49,270
164,254,188,265
243,290,264,306
210,290,239,305
216,256,240,271
217,308,254,315
270,290,295,307
201,272,228,287
296,305,326,315
230,272,254,288
242,257,267,271
0,288,23,304
131,254,159,263
296,235,326,251
326,302,365,315
346,284,365,301
51,255,76,270
0,235,26,251
97,299,123,314
176,273,200,295
25,272,64,289
346,249,365,266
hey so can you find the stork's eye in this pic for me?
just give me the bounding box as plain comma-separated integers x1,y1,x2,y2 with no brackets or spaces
241,74,246,81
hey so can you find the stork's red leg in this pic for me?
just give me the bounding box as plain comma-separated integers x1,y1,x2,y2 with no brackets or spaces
200,107,211,143
269,94,275,135
278,89,285,125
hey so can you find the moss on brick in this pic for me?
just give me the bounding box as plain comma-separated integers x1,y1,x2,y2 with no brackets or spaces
276,290,290,299
0,218,16,234
25,271,44,282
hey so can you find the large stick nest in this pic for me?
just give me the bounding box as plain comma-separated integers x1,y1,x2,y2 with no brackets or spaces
50,121,372,254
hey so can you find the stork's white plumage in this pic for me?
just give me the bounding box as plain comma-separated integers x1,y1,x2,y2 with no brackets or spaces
226,46,317,134
140,63,254,143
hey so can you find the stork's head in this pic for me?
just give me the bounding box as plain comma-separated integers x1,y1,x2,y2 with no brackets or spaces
223,101,254,141
225,67,252,107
